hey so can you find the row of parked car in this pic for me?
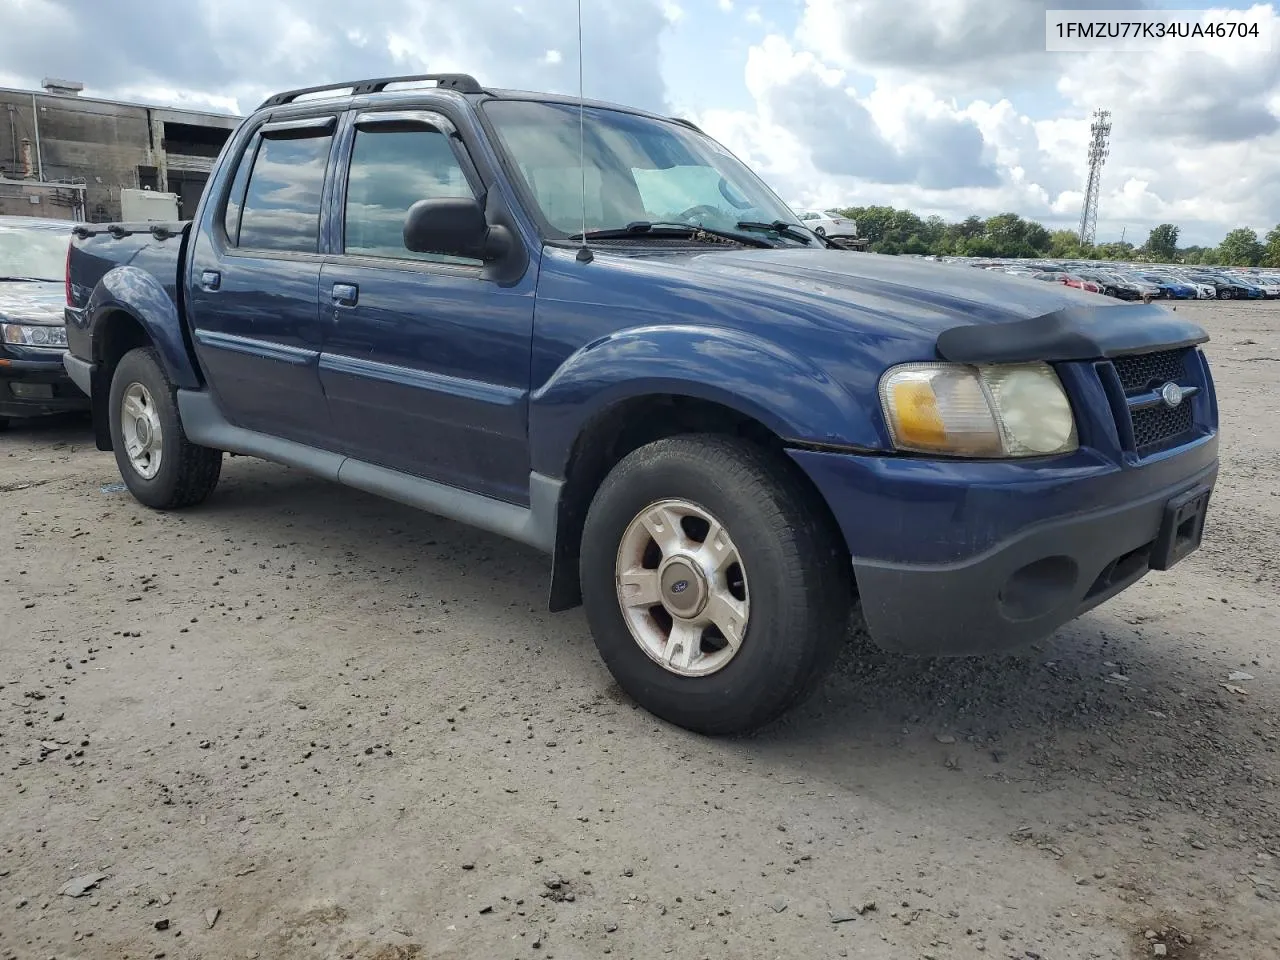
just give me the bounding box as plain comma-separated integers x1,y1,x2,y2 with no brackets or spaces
961,259,1280,301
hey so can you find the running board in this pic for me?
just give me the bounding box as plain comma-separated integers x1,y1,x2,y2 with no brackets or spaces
177,389,559,554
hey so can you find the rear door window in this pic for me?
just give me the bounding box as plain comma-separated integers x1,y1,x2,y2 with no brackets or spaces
236,128,334,253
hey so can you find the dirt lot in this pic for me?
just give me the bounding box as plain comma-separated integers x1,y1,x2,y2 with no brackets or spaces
2,300,1278,960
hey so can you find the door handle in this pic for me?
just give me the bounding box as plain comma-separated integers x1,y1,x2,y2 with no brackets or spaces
200,270,221,291
331,282,359,308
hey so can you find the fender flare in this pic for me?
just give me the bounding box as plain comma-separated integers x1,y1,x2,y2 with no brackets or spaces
529,323,873,479
87,265,201,389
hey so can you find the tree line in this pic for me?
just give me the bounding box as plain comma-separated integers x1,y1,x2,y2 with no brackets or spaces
828,206,1280,268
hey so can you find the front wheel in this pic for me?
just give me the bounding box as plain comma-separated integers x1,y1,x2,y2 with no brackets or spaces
108,346,222,509
579,436,852,735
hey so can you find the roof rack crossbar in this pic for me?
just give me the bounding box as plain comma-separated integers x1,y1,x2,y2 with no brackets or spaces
258,73,483,109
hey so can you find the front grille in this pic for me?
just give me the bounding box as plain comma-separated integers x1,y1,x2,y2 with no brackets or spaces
1112,348,1188,393
1100,347,1201,457
1131,401,1194,455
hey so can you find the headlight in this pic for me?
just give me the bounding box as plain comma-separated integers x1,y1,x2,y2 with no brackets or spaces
2,323,68,348
879,361,1077,458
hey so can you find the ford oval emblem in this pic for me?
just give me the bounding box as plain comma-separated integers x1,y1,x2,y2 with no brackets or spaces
1160,381,1185,408
670,579,689,594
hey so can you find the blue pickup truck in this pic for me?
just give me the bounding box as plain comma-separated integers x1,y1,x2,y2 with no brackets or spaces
62,73,1219,734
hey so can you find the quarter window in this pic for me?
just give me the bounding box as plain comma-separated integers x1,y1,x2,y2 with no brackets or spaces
222,141,254,243
343,127,479,264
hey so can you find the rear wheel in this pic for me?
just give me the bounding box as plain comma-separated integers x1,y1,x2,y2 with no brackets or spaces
815,226,826,236
108,347,222,509
579,435,851,735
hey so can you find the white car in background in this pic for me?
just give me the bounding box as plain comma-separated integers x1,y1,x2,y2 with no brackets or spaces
795,210,859,238
1252,276,1280,298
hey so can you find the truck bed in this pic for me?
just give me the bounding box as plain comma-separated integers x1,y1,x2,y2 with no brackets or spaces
68,221,191,310
65,220,191,365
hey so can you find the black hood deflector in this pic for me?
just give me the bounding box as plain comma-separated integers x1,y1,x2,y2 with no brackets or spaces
935,303,1209,364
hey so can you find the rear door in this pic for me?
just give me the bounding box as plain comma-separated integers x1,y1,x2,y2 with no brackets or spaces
316,106,536,504
186,114,338,446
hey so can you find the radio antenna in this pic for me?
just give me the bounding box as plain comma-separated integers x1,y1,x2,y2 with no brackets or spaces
575,0,593,263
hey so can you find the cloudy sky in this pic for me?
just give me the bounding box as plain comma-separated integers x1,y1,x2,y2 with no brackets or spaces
3,0,1277,246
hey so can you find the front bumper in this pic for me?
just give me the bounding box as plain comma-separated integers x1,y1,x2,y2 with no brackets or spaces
0,350,90,419
790,438,1218,656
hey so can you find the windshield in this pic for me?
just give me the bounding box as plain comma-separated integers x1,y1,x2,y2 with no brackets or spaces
0,222,69,281
482,100,812,243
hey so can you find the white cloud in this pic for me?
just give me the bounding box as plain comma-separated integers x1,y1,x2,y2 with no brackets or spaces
0,0,1275,244
720,0,1280,244
0,0,675,115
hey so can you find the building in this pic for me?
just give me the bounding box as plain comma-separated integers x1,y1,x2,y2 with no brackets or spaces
0,78,240,222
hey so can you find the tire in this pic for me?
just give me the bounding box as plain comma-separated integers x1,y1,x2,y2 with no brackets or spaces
815,226,826,236
0,418,9,432
579,435,852,735
108,346,222,509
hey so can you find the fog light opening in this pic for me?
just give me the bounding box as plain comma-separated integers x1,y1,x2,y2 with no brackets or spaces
998,556,1079,622
10,382,55,400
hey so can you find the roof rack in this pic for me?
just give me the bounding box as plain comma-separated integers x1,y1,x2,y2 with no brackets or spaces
257,73,483,109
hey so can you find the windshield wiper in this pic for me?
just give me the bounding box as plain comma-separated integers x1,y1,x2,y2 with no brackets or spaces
0,276,51,282
735,220,824,246
567,221,773,249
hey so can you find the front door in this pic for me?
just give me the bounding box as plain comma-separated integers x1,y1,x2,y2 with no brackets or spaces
186,115,338,446
317,108,535,504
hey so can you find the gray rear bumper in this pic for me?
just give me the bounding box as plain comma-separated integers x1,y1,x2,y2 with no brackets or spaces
63,352,94,397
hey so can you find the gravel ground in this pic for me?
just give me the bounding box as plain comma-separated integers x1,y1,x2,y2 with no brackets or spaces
1,300,1278,960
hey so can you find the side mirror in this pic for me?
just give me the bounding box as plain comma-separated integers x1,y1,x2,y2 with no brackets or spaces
403,197,511,261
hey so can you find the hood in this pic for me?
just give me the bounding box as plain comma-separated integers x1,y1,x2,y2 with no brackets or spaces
558,245,1210,364
636,247,1116,339
0,281,65,324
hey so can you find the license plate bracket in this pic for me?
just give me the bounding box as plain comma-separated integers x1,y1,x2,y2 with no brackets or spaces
1150,485,1211,571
